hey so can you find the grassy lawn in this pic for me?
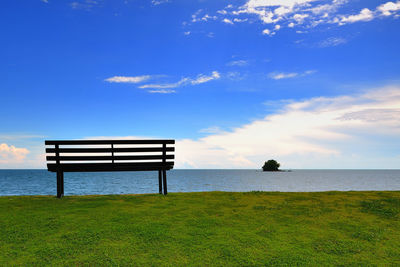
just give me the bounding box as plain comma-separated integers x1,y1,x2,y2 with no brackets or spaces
1,191,399,266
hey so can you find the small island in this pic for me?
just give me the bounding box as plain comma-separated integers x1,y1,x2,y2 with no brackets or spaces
262,159,280,171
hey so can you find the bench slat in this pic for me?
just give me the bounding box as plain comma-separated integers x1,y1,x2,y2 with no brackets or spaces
47,162,174,172
45,147,174,153
45,140,175,145
46,155,174,161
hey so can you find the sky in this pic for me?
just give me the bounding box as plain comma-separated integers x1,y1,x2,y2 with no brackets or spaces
1,0,400,169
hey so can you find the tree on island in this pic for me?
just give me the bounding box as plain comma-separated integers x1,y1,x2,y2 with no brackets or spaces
262,160,280,171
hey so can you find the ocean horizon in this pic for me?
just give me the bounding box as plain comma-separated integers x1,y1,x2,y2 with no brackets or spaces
1,169,399,197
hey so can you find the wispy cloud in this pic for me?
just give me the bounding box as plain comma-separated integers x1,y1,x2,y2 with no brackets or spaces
139,78,189,89
262,29,275,36
148,89,176,94
268,70,316,80
151,0,169,6
226,71,246,81
269,72,298,79
175,86,400,168
318,37,347,48
233,18,248,22
139,71,220,90
217,10,228,15
222,18,234,24
227,60,249,67
105,71,220,93
191,71,220,85
191,10,217,23
105,75,151,83
70,0,100,10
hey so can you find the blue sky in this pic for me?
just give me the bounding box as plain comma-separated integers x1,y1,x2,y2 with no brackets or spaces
1,0,400,168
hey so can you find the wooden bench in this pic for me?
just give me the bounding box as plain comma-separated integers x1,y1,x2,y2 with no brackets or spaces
45,139,175,198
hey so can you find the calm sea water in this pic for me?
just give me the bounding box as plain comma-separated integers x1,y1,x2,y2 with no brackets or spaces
0,169,399,196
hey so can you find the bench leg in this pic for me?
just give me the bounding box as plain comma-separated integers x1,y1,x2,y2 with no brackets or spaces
57,171,64,198
158,170,163,194
162,169,167,195
61,172,64,196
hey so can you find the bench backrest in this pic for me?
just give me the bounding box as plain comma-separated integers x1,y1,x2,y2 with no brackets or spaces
45,139,175,171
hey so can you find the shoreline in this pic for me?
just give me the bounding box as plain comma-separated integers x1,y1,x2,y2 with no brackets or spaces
1,190,400,198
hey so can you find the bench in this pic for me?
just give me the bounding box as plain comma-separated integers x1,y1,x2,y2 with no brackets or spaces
45,139,175,198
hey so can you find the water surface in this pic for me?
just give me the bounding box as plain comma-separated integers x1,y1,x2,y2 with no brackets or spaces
0,169,399,196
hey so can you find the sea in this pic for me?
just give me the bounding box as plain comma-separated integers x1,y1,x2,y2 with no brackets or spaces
0,169,400,196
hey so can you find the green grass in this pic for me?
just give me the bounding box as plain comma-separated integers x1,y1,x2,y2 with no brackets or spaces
1,191,400,266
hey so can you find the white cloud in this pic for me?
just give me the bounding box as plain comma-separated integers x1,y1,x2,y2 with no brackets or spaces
309,0,348,15
201,14,217,22
268,72,298,79
268,70,316,79
0,143,30,164
191,10,218,23
139,71,220,90
304,70,316,75
268,72,299,80
333,1,400,25
196,0,400,37
339,8,374,24
105,75,151,83
227,60,249,66
175,86,400,168
233,18,249,22
245,0,315,8
223,18,234,24
234,0,314,26
184,31,191,35
152,0,169,6
148,89,176,94
275,6,293,16
262,29,275,36
377,1,400,16
139,78,189,89
293,13,309,23
191,71,220,85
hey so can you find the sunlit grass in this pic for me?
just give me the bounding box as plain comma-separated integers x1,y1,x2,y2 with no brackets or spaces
1,191,399,266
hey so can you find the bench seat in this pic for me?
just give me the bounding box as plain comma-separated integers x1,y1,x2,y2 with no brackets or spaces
47,162,174,172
